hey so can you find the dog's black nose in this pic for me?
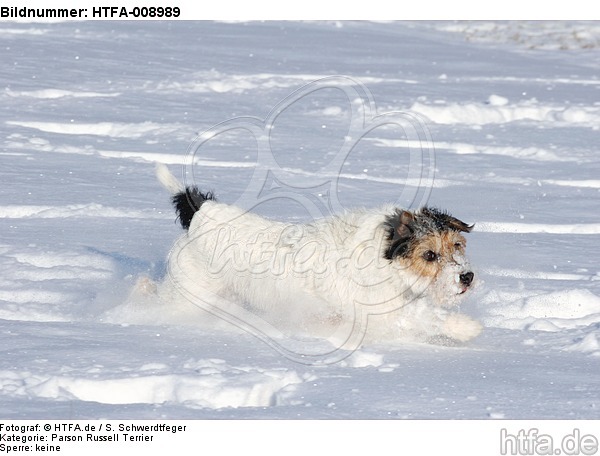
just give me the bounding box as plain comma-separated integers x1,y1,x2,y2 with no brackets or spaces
460,272,474,287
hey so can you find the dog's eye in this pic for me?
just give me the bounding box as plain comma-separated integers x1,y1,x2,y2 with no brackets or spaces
454,242,463,249
423,250,438,262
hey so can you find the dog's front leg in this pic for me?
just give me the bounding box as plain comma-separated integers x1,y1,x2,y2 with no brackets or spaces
439,313,483,343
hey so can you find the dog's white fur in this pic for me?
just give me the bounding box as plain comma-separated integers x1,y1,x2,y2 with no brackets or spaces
112,165,482,348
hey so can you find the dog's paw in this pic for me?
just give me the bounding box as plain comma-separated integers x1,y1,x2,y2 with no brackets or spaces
441,313,482,343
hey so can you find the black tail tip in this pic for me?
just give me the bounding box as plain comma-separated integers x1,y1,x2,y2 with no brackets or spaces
172,187,215,230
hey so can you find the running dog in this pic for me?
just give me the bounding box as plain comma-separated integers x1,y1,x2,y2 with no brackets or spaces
143,164,482,345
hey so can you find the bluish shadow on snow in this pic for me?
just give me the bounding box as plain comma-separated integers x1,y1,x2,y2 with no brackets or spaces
85,246,166,282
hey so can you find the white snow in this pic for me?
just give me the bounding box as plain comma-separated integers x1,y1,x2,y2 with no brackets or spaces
410,99,600,126
1,20,599,419
483,289,600,331
5,88,121,99
6,120,183,139
4,361,303,409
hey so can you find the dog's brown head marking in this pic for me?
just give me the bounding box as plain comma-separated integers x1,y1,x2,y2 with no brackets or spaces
384,207,473,261
383,206,475,292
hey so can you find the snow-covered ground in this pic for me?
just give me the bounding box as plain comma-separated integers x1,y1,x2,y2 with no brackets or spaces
0,21,599,419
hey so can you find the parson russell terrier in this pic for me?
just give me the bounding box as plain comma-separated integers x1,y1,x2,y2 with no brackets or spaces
131,164,482,346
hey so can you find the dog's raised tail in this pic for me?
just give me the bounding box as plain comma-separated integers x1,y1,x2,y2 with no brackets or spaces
156,163,184,195
155,163,216,230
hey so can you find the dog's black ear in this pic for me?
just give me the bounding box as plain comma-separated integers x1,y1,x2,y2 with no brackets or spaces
384,210,416,260
445,215,474,233
422,207,474,234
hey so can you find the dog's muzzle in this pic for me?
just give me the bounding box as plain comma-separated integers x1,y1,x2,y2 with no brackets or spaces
459,271,474,293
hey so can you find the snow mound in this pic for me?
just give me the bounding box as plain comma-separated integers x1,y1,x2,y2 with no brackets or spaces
5,89,120,99
0,204,168,220
483,289,600,332
6,120,181,139
564,332,600,356
410,100,600,127
477,222,600,235
0,360,303,409
343,350,384,368
154,70,400,95
0,246,117,322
